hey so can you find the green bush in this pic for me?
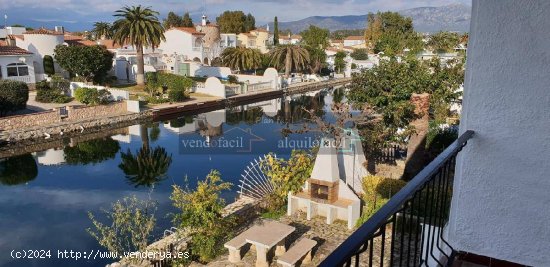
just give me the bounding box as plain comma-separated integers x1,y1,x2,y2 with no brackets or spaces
171,170,233,262
227,75,238,84
145,72,192,101
168,87,186,102
350,48,369,60
75,87,111,105
357,175,407,226
35,80,72,104
426,122,459,160
0,80,29,116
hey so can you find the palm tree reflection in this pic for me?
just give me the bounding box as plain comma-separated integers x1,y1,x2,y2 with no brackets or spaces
118,146,172,188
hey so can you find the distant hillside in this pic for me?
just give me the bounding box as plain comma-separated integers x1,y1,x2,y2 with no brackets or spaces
270,4,471,34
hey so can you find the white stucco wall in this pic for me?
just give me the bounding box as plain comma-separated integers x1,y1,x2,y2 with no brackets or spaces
448,1,550,266
17,34,64,74
0,55,36,84
158,30,203,61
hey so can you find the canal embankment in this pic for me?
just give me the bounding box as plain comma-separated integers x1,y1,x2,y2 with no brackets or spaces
0,78,351,144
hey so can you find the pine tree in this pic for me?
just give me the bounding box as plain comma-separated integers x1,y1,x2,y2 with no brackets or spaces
273,17,279,45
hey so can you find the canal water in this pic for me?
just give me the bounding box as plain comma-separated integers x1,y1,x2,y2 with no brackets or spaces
0,89,348,267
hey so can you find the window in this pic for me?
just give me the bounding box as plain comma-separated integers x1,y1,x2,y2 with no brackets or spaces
7,63,29,77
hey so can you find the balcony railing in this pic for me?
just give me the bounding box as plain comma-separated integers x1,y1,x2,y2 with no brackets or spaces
4,76,32,83
320,130,474,267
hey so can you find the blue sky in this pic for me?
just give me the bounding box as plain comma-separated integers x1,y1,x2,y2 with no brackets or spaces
0,0,471,31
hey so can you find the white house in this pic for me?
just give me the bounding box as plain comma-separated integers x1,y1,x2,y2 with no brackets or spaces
0,26,26,39
158,27,206,64
9,28,65,81
343,36,366,47
0,45,36,85
220,33,237,49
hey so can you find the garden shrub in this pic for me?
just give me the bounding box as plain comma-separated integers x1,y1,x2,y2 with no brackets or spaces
227,75,238,84
75,87,111,105
0,80,28,116
426,121,458,160
145,72,192,101
261,150,314,212
171,170,233,262
87,195,156,259
357,175,406,226
35,80,72,104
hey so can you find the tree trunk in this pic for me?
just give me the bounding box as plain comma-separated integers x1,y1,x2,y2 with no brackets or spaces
136,45,145,86
285,48,292,78
140,124,150,150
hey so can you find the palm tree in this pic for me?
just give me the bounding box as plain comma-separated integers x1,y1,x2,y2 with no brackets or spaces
269,45,310,77
92,22,112,40
112,6,165,86
118,146,172,188
221,47,262,73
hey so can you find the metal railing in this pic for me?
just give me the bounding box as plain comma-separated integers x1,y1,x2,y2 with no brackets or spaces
320,130,474,267
4,76,32,83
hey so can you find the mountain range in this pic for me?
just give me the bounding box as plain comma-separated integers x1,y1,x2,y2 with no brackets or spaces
269,4,471,34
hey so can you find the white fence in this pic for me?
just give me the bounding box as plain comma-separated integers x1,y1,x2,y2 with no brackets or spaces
69,82,130,101
247,81,273,92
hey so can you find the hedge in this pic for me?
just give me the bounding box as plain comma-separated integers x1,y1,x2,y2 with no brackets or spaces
0,80,29,116
35,80,72,104
74,87,111,105
145,72,192,102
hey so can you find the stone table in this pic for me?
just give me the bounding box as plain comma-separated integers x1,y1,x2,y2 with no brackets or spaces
245,220,295,267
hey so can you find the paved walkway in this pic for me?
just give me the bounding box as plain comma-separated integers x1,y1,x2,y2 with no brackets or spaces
196,212,354,266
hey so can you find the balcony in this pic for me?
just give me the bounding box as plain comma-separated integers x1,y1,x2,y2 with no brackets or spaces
320,131,474,267
3,75,32,83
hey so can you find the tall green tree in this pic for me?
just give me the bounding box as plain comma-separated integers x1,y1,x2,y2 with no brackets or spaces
427,31,460,53
112,5,165,86
43,55,55,76
220,47,262,72
273,17,279,45
163,11,183,28
244,13,256,32
216,11,254,34
301,25,329,49
366,11,423,56
334,51,347,74
182,12,194,27
269,45,310,77
92,22,113,40
54,45,114,84
301,25,329,73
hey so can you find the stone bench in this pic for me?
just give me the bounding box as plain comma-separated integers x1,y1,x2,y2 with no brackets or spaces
276,238,317,267
224,232,250,263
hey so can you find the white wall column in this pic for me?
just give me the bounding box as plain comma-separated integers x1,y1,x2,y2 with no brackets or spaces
448,1,550,266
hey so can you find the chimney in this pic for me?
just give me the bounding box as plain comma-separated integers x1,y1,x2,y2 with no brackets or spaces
201,15,207,26
55,26,65,34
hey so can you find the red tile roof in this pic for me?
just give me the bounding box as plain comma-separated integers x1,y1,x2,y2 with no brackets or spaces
0,46,33,56
65,39,98,46
24,28,64,35
291,35,302,40
345,36,364,41
96,39,124,49
172,27,205,36
7,34,24,41
63,35,84,41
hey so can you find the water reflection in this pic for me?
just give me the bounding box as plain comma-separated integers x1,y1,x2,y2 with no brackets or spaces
63,138,120,165
0,90,333,267
0,154,38,185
